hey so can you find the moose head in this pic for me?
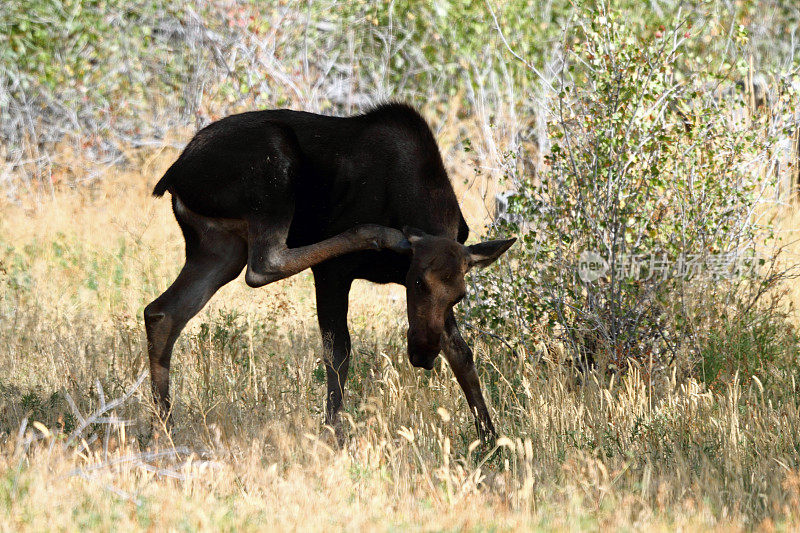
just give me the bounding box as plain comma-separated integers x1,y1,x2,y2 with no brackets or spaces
392,227,516,369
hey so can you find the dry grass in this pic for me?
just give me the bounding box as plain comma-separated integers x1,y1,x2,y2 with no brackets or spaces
1,135,800,531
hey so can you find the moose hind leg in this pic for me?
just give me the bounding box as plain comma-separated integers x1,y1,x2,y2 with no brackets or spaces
244,217,404,289
145,228,246,422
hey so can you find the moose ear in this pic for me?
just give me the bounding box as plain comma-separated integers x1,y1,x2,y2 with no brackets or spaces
402,226,427,245
467,238,516,269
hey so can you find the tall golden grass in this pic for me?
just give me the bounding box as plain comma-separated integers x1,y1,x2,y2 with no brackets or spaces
2,120,800,530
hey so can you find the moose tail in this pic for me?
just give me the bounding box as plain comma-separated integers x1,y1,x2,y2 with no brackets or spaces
152,164,176,197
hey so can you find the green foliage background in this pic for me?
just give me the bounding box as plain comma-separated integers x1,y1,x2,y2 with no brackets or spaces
2,0,798,170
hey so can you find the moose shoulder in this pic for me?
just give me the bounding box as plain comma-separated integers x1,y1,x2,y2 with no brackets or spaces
145,103,515,442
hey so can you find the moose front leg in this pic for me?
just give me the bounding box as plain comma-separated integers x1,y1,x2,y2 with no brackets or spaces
441,311,497,443
313,270,353,445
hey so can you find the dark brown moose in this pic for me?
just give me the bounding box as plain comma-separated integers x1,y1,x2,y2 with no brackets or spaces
145,103,515,442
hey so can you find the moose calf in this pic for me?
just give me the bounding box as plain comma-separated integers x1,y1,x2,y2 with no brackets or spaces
146,103,515,442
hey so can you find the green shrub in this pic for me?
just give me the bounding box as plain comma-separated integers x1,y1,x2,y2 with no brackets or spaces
465,6,798,380
699,298,800,391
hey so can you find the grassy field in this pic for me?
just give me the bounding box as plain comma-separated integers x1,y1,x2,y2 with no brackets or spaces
1,131,800,531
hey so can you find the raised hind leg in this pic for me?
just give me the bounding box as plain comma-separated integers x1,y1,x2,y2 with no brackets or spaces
144,215,247,422
244,217,406,288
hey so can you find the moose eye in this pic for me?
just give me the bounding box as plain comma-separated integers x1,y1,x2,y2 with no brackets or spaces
415,277,427,291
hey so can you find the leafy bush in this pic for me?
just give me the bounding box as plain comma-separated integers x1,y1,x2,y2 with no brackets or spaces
465,6,799,379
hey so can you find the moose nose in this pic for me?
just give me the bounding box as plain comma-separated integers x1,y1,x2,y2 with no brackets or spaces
407,328,441,370
408,348,438,370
